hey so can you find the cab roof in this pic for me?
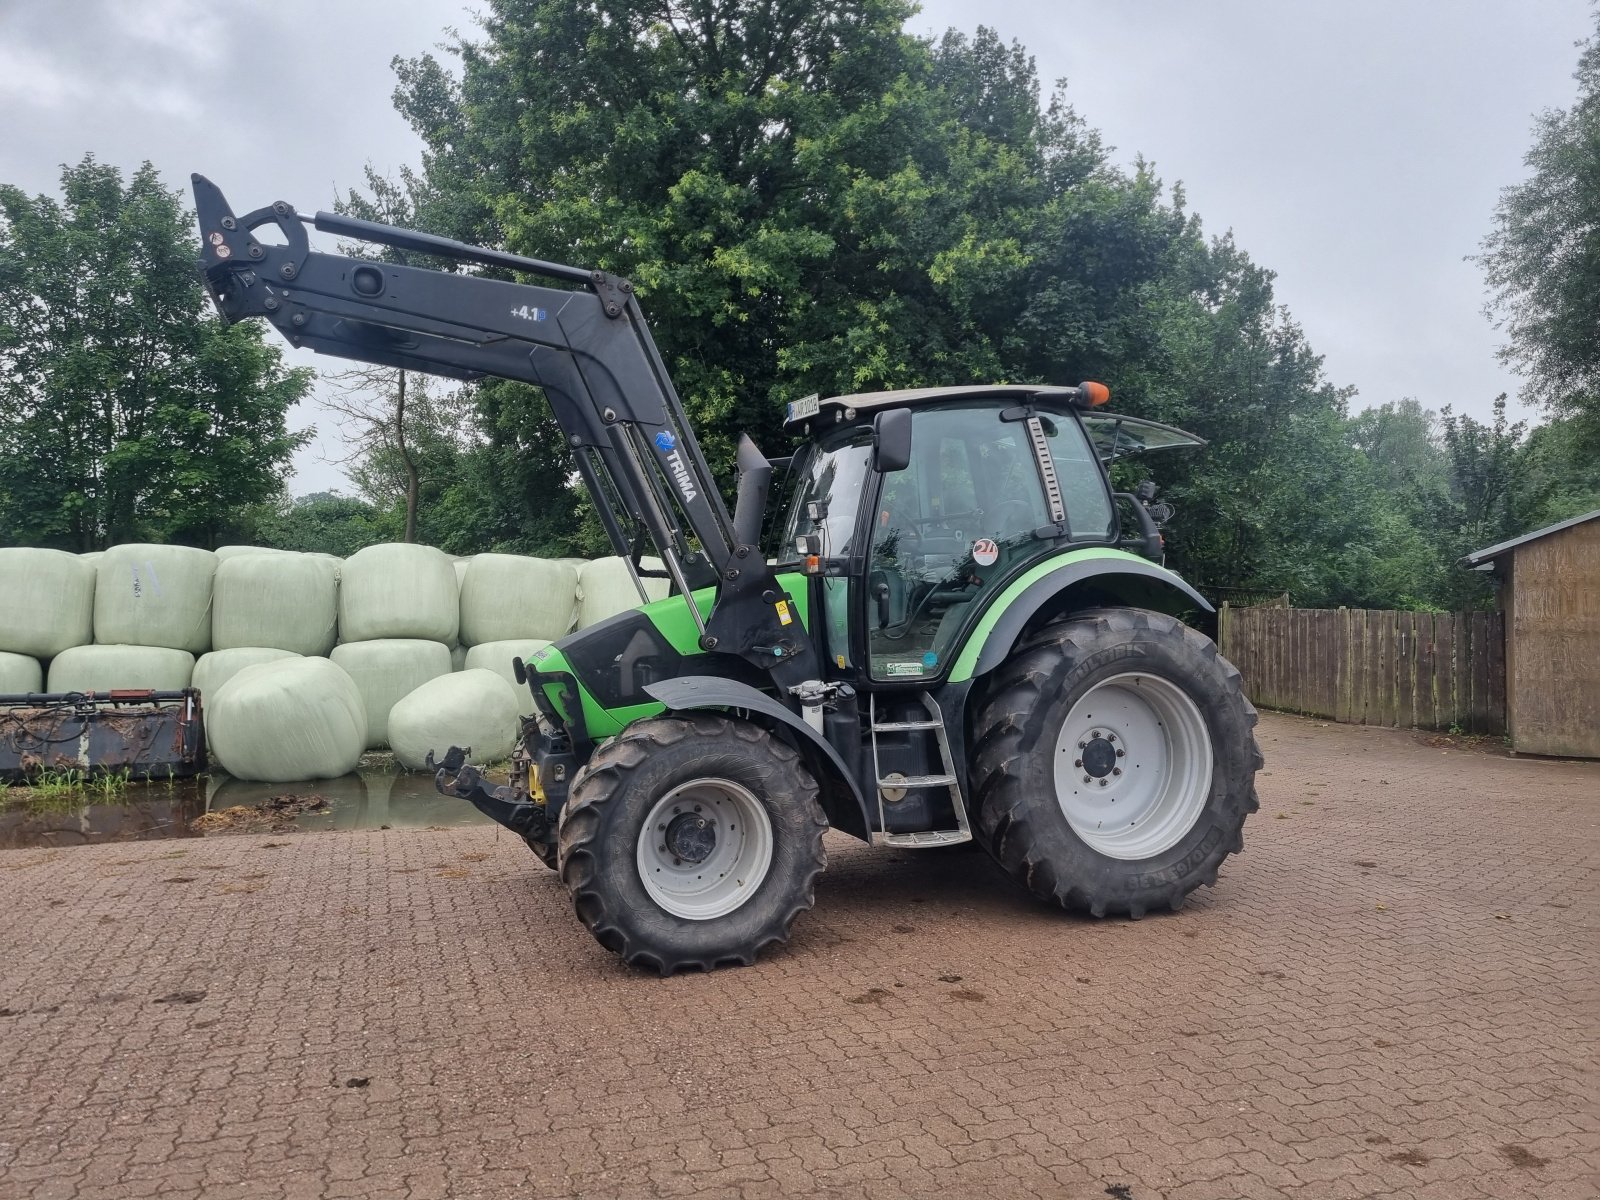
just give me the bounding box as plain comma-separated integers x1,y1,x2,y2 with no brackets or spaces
783,384,1083,430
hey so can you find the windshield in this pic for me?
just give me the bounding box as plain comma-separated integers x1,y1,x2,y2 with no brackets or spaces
774,430,873,562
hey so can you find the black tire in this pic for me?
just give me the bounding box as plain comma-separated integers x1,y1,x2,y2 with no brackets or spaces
970,606,1262,919
521,834,558,869
557,714,828,974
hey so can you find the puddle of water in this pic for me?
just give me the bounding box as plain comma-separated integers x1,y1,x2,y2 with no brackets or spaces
0,770,490,849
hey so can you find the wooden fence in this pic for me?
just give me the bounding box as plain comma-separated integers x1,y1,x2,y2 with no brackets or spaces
1218,606,1505,734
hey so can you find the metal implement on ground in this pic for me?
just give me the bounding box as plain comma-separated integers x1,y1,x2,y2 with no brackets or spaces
0,689,206,782
193,176,1262,974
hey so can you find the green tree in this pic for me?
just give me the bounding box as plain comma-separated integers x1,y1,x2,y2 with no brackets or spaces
247,492,390,557
373,3,1402,599
0,156,311,549
1478,13,1600,439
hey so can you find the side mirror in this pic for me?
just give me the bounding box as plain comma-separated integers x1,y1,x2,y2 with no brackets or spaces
872,408,912,473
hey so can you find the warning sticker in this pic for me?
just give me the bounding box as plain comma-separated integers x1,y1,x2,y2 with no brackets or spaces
775,599,793,626
972,537,1000,567
884,661,925,677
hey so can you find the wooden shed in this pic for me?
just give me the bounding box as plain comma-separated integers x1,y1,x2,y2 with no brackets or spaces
1462,510,1600,758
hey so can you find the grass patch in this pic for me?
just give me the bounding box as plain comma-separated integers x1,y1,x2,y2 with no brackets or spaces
3,768,132,814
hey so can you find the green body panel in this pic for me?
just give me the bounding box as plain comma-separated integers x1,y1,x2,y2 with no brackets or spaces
946,547,1193,683
527,572,813,738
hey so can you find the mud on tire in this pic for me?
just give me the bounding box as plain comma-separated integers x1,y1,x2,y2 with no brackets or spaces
971,607,1262,919
557,714,828,974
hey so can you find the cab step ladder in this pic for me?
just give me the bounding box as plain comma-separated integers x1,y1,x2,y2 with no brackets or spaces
868,690,972,848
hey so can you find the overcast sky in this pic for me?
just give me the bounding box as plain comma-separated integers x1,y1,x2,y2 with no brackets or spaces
1,0,1590,495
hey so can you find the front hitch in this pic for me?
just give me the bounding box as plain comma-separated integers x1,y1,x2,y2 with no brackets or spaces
428,744,554,842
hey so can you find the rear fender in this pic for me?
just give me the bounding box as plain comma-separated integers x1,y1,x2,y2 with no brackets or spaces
642,677,872,842
948,553,1214,683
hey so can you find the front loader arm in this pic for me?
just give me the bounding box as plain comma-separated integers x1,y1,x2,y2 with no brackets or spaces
193,175,817,687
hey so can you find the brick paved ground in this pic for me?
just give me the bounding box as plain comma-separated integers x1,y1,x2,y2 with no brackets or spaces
0,713,1595,1200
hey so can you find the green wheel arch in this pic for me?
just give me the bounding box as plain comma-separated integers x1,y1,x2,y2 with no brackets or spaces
946,549,1214,683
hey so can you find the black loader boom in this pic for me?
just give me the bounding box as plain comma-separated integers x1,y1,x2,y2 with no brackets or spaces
191,175,816,689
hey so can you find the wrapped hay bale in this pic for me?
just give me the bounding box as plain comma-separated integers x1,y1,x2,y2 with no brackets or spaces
192,648,302,703
329,639,453,749
0,652,42,694
338,543,458,644
577,556,670,629
94,544,216,654
464,639,551,714
207,657,367,782
212,553,339,656
214,545,288,561
0,548,95,658
458,554,578,645
47,645,194,693
388,669,521,771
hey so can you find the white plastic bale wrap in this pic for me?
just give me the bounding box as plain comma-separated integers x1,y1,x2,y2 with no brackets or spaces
93,544,216,653
450,644,468,672
0,548,95,658
46,645,195,693
457,554,578,645
207,657,367,782
577,556,669,629
337,543,459,644
452,557,473,589
329,639,453,749
0,652,42,693
212,553,339,655
463,639,550,714
214,545,288,561
387,669,521,771
192,648,302,705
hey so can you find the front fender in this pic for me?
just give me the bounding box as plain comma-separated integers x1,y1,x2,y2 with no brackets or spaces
947,549,1214,682
642,677,873,842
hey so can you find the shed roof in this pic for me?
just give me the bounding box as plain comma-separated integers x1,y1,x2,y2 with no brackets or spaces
1459,508,1600,569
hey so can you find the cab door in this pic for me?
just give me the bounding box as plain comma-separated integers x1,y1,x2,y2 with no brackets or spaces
864,402,1113,683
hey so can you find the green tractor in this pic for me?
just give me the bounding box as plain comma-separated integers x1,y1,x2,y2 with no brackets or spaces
194,177,1262,973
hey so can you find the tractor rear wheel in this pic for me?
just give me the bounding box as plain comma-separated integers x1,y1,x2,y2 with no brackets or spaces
971,607,1261,918
557,714,828,974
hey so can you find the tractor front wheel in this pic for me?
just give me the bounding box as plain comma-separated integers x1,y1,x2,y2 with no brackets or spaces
557,714,828,974
971,607,1262,918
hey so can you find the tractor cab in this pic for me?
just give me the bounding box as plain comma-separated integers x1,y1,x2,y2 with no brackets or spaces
774,386,1202,688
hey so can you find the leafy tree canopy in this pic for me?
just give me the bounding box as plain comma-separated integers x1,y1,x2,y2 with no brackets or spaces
380,0,1389,597
0,156,312,549
1479,12,1600,440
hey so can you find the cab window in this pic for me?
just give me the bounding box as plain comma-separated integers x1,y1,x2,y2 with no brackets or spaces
866,402,1108,681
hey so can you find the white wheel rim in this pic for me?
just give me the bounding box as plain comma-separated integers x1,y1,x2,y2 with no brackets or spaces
636,778,774,920
1052,672,1213,860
